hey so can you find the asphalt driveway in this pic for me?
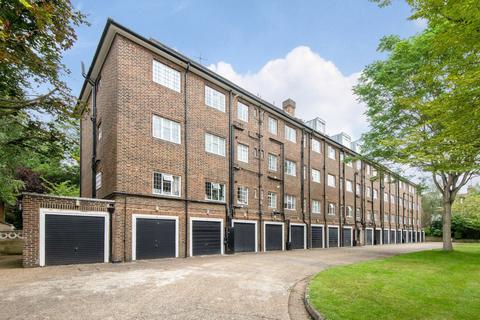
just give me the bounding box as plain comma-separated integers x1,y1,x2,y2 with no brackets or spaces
0,243,440,320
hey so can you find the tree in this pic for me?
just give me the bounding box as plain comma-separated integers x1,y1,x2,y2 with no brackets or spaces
421,182,443,229
356,0,480,250
0,1,87,210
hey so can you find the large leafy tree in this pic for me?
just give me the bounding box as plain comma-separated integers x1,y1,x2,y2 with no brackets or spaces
356,0,480,250
0,1,86,206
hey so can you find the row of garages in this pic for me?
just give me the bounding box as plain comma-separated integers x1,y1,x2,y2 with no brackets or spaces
39,209,424,267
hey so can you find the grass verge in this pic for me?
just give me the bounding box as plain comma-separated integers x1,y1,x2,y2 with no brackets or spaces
308,244,480,320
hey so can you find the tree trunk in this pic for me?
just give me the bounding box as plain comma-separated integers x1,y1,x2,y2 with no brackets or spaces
442,198,453,251
0,201,4,223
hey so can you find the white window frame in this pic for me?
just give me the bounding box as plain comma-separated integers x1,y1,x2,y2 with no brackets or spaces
189,217,224,256
205,181,226,202
346,180,353,192
268,154,278,172
373,189,378,199
237,101,249,122
152,60,181,92
232,219,258,252
312,138,321,153
285,160,296,177
327,145,336,160
284,194,296,210
205,133,226,156
268,117,277,135
289,223,307,249
311,168,321,183
132,214,179,260
205,85,225,112
268,192,277,209
328,203,336,215
39,209,110,267
153,172,181,197
346,206,353,217
237,186,249,205
285,125,296,143
237,143,249,163
327,174,336,188
312,200,321,214
263,221,285,251
152,115,181,144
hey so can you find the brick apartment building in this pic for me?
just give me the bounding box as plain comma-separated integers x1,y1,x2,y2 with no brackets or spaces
22,19,424,267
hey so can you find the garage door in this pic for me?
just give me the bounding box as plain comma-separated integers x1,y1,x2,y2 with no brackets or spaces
234,222,256,253
342,228,352,247
135,218,176,260
311,226,324,248
366,229,373,245
265,224,283,251
403,230,407,243
397,230,402,244
290,225,305,249
328,227,339,247
192,220,222,256
374,229,381,245
390,230,396,244
383,230,389,244
44,214,106,266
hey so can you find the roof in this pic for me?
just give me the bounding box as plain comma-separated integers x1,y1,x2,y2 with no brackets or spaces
78,18,418,188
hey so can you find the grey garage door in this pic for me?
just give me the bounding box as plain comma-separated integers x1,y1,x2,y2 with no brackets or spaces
136,218,176,260
342,228,352,247
403,230,407,243
397,230,402,243
390,230,396,244
291,225,305,249
192,220,221,256
234,222,256,253
366,229,373,245
374,229,382,245
265,224,283,251
383,230,389,244
45,214,105,266
311,226,324,248
328,227,339,247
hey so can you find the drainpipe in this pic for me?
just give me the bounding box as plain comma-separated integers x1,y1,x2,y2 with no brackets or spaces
322,139,327,247
184,62,190,258
338,149,343,246
360,162,366,245
300,130,307,247
84,77,99,198
371,179,375,244
353,171,358,245
402,191,406,242
380,171,384,243
227,90,235,254
307,132,312,248
257,108,263,252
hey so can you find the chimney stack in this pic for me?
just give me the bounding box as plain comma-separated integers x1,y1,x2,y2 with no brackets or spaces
282,98,296,117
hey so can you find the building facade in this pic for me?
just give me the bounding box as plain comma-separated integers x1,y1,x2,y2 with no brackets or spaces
77,20,423,263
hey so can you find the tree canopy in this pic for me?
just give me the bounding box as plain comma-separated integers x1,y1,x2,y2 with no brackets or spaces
0,0,86,207
358,0,480,250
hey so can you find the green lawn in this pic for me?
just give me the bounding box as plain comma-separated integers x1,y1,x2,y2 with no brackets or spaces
308,244,480,320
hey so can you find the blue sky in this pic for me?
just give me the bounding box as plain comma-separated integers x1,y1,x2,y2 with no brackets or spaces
66,1,425,138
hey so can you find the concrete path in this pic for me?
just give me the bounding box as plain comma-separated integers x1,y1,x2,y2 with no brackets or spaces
0,243,440,320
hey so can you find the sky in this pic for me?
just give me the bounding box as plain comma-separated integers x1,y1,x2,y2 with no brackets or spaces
66,0,426,139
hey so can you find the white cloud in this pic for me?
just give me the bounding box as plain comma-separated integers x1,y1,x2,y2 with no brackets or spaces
208,46,366,140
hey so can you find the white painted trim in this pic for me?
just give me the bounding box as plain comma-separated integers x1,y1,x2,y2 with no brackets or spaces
189,217,224,257
375,227,383,245
311,224,325,249
289,223,307,249
365,227,374,246
39,209,109,267
327,225,340,248
384,228,390,244
342,225,353,246
232,219,258,253
263,221,285,252
131,214,179,261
